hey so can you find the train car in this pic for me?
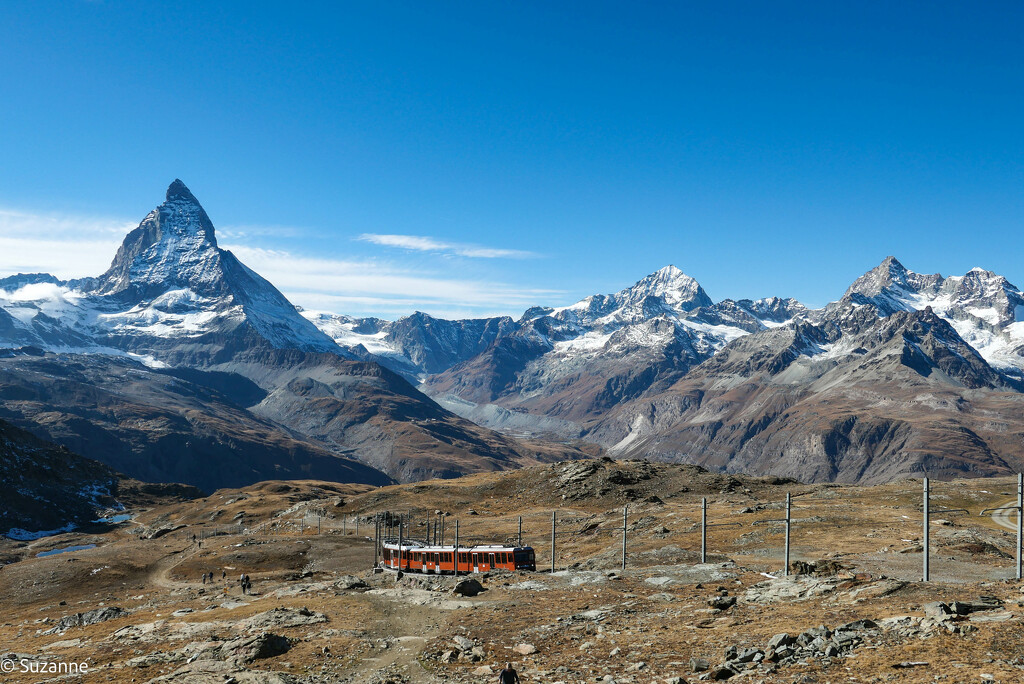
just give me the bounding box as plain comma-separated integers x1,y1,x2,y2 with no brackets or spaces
381,540,536,574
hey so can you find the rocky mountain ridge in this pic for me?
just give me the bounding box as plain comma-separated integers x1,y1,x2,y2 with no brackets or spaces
307,257,1024,483
2,180,1022,486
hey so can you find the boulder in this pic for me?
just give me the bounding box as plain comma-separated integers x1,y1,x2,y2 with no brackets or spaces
452,635,475,651
335,575,369,590
922,601,952,619
708,665,735,680
46,606,128,634
514,643,538,655
219,633,290,663
708,595,736,610
452,578,485,597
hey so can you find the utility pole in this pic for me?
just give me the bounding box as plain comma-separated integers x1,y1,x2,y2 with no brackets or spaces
1018,473,1023,581
621,506,627,570
373,514,379,569
551,511,556,574
455,520,460,577
701,497,707,564
518,516,523,547
784,492,792,577
399,523,406,572
923,478,930,582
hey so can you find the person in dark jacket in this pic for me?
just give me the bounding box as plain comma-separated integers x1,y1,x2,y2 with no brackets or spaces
498,663,520,684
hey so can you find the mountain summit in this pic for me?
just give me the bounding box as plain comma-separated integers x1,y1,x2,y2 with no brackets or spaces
87,179,339,357
98,179,220,298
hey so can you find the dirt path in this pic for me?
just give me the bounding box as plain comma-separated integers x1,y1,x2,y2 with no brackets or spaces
149,542,204,590
989,499,1020,533
338,593,448,683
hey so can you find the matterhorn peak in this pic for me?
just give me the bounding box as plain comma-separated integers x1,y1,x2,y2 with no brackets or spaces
95,179,222,297
165,178,200,204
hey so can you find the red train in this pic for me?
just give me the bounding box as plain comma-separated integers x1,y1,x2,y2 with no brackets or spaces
381,540,536,574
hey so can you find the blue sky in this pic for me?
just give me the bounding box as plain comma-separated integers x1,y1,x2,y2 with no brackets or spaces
1,2,1022,318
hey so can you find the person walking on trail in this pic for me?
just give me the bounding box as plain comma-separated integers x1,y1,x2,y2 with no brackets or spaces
498,663,520,684
201,573,206,585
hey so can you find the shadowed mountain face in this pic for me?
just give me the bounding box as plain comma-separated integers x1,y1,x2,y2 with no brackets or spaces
0,418,121,538
0,181,587,487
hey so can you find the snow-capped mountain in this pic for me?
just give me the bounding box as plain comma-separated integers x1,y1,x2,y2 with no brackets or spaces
300,255,1024,483
0,180,338,367
413,266,807,430
0,181,587,488
820,256,1024,377
305,265,810,389
582,258,1024,484
4,179,1023,487
300,310,516,380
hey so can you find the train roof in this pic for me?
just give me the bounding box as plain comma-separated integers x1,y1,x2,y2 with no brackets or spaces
381,541,532,552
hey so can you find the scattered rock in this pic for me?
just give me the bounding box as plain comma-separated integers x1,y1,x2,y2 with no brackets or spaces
335,575,369,590
452,635,475,651
708,595,736,610
689,657,709,672
513,643,537,655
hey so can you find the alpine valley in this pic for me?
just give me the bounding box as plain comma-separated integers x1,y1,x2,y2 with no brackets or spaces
2,181,1023,497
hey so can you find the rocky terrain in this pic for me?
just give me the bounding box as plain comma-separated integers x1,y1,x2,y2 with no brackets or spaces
3,461,1024,683
0,181,589,487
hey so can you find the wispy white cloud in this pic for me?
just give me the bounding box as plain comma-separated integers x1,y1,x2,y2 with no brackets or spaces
0,205,559,319
217,224,305,240
0,208,133,278
358,233,539,259
225,244,561,319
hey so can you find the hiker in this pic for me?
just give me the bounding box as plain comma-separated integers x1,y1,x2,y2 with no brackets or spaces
498,663,520,684
221,570,226,580
201,573,207,585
